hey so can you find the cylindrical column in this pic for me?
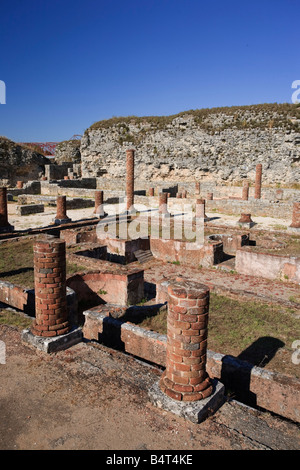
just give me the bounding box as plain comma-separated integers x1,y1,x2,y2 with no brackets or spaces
196,198,207,219
195,182,200,195
290,202,300,228
254,164,262,199
149,188,154,197
242,181,249,201
160,279,213,402
159,192,169,215
207,193,213,200
126,149,135,211
17,181,23,189
55,195,71,224
0,187,9,228
31,238,69,337
94,190,105,217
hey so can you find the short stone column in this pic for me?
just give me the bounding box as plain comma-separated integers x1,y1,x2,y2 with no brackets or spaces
237,213,254,228
94,190,106,218
242,181,249,201
126,149,135,212
149,188,154,197
160,279,213,402
31,238,69,337
159,192,169,217
54,196,71,225
0,187,13,233
195,198,209,221
254,164,262,199
290,202,300,230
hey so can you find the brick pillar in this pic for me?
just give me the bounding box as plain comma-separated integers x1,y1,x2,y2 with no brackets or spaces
195,198,207,219
126,149,134,211
149,188,154,197
242,181,249,201
159,192,169,216
0,187,9,228
94,190,105,217
160,279,213,402
254,164,262,199
207,193,213,200
55,196,71,224
195,182,200,195
17,181,23,189
31,238,69,337
290,202,300,229
238,213,253,228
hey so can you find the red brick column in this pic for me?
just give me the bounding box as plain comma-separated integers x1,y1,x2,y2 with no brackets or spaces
159,192,169,215
94,190,105,217
0,187,9,228
126,149,135,211
31,238,69,337
55,196,70,223
159,279,213,402
195,182,200,195
242,181,249,201
149,188,154,197
207,193,213,200
290,202,300,228
254,164,262,199
195,198,207,219
17,181,23,189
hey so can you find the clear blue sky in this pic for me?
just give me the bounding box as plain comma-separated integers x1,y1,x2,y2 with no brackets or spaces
0,0,299,142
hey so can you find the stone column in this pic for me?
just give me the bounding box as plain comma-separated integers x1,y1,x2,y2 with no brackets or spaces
0,187,13,233
254,164,262,199
149,188,154,197
94,190,106,217
159,279,213,402
126,149,135,211
54,196,71,225
195,198,208,220
290,202,300,230
242,181,249,201
31,238,69,338
159,192,169,216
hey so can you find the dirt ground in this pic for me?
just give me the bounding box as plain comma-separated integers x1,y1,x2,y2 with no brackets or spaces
0,323,299,452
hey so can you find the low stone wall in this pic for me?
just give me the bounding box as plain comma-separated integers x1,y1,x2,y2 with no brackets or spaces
82,307,300,424
16,204,44,216
235,247,300,284
66,269,144,306
0,280,34,313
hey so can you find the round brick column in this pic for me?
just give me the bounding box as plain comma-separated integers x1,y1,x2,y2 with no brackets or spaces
94,190,105,217
159,192,169,215
55,196,70,224
160,279,213,402
207,193,213,200
0,187,9,228
16,181,23,189
126,149,135,211
195,182,200,195
149,188,154,197
242,181,249,201
31,238,69,337
254,164,262,199
290,202,300,228
195,198,207,219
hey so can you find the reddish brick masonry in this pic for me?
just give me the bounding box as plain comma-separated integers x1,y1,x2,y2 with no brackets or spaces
159,192,169,215
0,187,9,228
149,188,154,196
195,198,207,219
195,182,200,195
55,195,71,223
94,190,105,216
159,279,213,402
290,202,300,228
126,149,135,211
242,181,249,201
255,164,262,199
16,181,24,189
31,238,69,337
207,193,213,200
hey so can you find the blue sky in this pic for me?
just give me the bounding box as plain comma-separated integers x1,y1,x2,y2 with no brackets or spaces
0,0,299,142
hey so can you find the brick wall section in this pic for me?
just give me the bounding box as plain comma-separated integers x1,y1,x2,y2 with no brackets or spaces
0,187,9,228
159,279,213,402
31,238,69,337
126,149,135,211
290,202,300,228
255,164,262,199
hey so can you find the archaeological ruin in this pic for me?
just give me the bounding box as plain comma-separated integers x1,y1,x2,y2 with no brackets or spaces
0,104,299,427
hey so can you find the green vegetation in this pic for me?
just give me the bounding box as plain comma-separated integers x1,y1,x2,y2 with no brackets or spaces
0,308,32,329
